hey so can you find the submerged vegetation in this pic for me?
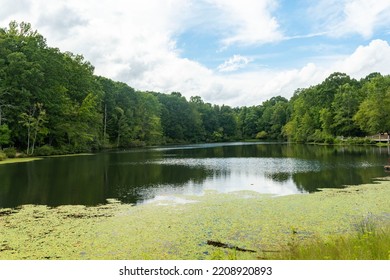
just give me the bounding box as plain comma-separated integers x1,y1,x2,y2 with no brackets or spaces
1,180,389,260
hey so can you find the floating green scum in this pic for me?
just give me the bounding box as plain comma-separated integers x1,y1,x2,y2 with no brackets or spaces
1,179,390,260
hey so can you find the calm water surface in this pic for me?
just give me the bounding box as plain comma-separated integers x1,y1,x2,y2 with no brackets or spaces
0,142,389,208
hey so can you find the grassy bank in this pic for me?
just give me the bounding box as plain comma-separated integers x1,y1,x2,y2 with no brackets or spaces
274,224,390,260
0,153,95,165
1,180,390,260
0,157,43,165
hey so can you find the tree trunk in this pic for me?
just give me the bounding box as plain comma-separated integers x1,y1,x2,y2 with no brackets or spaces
31,129,38,155
26,125,31,155
103,103,107,144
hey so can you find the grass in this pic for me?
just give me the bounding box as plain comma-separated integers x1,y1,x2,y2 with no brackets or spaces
270,217,390,260
0,153,93,165
0,157,43,165
43,153,95,158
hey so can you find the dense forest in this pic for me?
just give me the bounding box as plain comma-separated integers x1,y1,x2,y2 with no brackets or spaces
1,22,390,157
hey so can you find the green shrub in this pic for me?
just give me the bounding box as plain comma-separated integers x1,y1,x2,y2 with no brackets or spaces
256,131,268,139
33,145,56,156
324,136,335,144
308,130,334,144
17,152,28,158
335,137,377,145
0,151,7,161
129,140,146,147
57,145,73,155
3,147,17,158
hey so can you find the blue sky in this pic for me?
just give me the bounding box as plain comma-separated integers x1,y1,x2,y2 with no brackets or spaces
176,0,389,71
1,0,390,106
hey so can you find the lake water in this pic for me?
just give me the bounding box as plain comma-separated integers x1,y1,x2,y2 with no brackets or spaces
0,142,389,208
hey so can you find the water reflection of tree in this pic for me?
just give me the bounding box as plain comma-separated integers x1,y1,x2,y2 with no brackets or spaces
292,167,383,193
0,155,108,208
109,162,210,204
264,172,291,183
1,144,388,208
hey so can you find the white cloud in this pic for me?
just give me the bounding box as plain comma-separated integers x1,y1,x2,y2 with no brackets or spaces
178,39,390,106
1,1,390,107
0,0,287,106
37,6,88,40
310,0,390,38
333,39,390,78
217,55,253,72
342,0,390,38
0,0,191,79
0,0,31,18
207,0,283,46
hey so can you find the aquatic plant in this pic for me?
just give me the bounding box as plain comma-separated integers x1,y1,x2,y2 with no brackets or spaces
1,180,390,260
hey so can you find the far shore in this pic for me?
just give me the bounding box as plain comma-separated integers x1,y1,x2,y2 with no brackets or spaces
0,153,96,165
0,157,43,165
1,139,388,166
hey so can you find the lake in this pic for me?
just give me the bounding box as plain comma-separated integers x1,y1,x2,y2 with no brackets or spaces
0,142,389,208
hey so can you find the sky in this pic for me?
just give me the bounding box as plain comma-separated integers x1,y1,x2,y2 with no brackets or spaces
1,0,390,106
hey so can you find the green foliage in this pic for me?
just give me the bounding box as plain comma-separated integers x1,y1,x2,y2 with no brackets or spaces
2,147,16,158
0,124,11,146
256,131,268,139
158,92,206,143
0,151,6,161
285,72,390,143
97,77,163,147
331,83,363,136
238,106,260,138
1,21,390,152
354,75,390,134
276,218,390,260
33,145,56,156
18,103,48,155
335,137,376,145
308,129,334,144
250,96,289,140
0,21,101,152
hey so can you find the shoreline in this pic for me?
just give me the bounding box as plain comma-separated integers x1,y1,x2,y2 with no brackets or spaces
1,179,389,260
0,157,43,165
1,139,388,166
0,153,96,165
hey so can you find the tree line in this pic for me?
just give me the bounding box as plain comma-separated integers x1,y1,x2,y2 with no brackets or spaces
1,22,390,157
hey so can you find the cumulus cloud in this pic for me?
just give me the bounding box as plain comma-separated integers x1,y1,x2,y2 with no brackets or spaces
333,39,390,78
340,0,390,38
0,0,31,18
0,1,390,107
310,0,390,38
207,0,283,46
217,55,253,72
37,6,88,39
0,0,190,77
166,39,390,106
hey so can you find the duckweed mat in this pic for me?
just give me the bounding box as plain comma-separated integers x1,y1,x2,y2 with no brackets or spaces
1,180,390,260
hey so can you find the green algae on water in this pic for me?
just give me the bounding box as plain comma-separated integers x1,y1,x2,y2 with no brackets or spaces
1,180,390,260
